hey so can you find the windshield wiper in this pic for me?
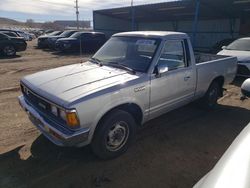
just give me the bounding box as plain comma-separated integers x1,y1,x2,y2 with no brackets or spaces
107,62,136,74
89,57,103,66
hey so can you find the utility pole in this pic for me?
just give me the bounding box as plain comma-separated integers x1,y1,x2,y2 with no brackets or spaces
75,0,80,30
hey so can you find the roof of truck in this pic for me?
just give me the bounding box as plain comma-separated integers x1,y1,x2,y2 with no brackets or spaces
113,31,189,39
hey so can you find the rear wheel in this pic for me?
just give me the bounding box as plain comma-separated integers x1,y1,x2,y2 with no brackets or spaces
3,45,16,56
91,110,137,159
201,81,221,109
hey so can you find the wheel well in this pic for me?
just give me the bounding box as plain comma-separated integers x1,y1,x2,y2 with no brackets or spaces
212,76,224,96
98,103,143,126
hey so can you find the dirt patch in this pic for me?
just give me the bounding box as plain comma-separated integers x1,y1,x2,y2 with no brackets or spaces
0,40,250,188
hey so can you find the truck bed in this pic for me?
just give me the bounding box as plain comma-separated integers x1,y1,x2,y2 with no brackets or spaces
194,53,237,99
195,53,230,64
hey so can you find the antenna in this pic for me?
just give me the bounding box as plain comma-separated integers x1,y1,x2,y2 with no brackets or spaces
75,0,80,30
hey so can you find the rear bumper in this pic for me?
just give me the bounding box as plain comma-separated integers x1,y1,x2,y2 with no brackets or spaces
18,95,90,147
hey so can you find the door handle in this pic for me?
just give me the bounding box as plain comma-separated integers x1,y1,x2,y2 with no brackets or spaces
184,76,191,81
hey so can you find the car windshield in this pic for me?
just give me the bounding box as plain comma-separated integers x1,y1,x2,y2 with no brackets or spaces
226,39,250,51
92,36,160,72
49,31,60,36
59,31,75,37
70,32,83,38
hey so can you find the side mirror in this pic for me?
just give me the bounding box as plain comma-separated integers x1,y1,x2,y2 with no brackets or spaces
241,78,250,98
155,63,169,76
222,46,227,50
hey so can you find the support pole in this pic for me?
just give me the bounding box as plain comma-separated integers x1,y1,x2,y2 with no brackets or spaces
131,0,135,31
192,0,200,48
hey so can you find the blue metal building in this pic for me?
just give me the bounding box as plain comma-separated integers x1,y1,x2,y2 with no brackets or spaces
93,0,250,52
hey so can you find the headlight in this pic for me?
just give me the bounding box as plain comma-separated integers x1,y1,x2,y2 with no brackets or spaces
59,109,80,128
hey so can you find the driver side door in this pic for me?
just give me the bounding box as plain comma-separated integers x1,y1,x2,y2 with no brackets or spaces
149,39,196,119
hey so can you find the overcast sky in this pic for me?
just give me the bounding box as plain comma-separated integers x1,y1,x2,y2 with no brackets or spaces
0,0,171,22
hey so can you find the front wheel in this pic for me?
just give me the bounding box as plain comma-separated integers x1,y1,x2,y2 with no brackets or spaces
91,110,137,159
201,81,221,109
3,45,16,56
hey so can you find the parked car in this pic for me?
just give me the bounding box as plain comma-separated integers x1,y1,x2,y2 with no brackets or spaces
55,32,106,53
16,31,33,41
241,78,250,97
193,122,250,188
0,31,19,37
47,30,78,49
37,31,62,48
18,31,237,159
210,38,236,54
0,33,27,56
0,29,22,38
218,37,250,77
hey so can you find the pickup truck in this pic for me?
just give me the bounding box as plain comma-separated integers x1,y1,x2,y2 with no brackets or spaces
18,31,237,159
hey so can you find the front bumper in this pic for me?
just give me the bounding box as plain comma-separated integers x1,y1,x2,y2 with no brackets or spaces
18,95,90,147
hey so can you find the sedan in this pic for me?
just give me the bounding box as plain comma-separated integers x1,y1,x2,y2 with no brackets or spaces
37,31,62,48
47,30,78,49
0,33,27,56
55,32,106,53
217,37,250,77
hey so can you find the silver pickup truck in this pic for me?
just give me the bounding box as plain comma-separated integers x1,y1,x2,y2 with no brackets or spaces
18,31,237,159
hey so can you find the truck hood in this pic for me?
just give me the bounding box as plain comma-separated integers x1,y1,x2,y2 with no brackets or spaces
21,62,140,106
217,50,250,62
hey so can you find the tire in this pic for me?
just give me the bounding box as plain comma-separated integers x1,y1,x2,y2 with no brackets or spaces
3,45,16,56
91,110,137,159
201,81,221,109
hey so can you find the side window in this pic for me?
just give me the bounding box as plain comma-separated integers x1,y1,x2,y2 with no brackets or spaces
158,40,187,71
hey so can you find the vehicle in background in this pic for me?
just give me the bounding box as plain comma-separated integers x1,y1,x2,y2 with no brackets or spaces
210,38,236,54
37,31,62,48
0,31,19,37
47,30,78,49
218,37,250,77
16,31,33,41
18,31,237,159
55,32,106,53
193,122,250,188
241,78,250,97
0,29,22,38
0,33,27,56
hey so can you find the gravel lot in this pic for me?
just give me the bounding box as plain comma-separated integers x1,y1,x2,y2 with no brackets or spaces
0,40,250,188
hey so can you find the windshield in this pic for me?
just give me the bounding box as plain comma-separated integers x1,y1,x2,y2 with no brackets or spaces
226,39,250,51
92,36,160,72
49,31,61,36
59,31,75,37
70,32,83,38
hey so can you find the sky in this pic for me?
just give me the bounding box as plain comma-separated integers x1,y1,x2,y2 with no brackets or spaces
0,0,171,23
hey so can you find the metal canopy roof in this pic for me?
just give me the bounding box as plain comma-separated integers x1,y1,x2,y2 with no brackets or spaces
94,0,250,22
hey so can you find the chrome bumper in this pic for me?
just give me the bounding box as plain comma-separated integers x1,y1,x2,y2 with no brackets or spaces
18,95,90,147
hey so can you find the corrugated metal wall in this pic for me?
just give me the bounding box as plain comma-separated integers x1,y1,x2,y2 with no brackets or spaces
94,12,241,52
93,13,130,37
138,19,240,51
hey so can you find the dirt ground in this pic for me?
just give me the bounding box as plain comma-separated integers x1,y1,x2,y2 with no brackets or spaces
0,40,250,188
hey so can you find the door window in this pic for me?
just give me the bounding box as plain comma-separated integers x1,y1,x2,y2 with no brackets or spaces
158,40,187,71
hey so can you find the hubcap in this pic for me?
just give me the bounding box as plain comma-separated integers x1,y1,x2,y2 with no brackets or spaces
106,121,129,151
4,46,15,56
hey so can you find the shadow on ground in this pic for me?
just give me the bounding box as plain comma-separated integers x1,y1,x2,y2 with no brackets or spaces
0,103,250,188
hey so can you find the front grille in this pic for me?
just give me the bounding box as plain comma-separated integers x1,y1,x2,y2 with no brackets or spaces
20,84,66,125
238,65,250,76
